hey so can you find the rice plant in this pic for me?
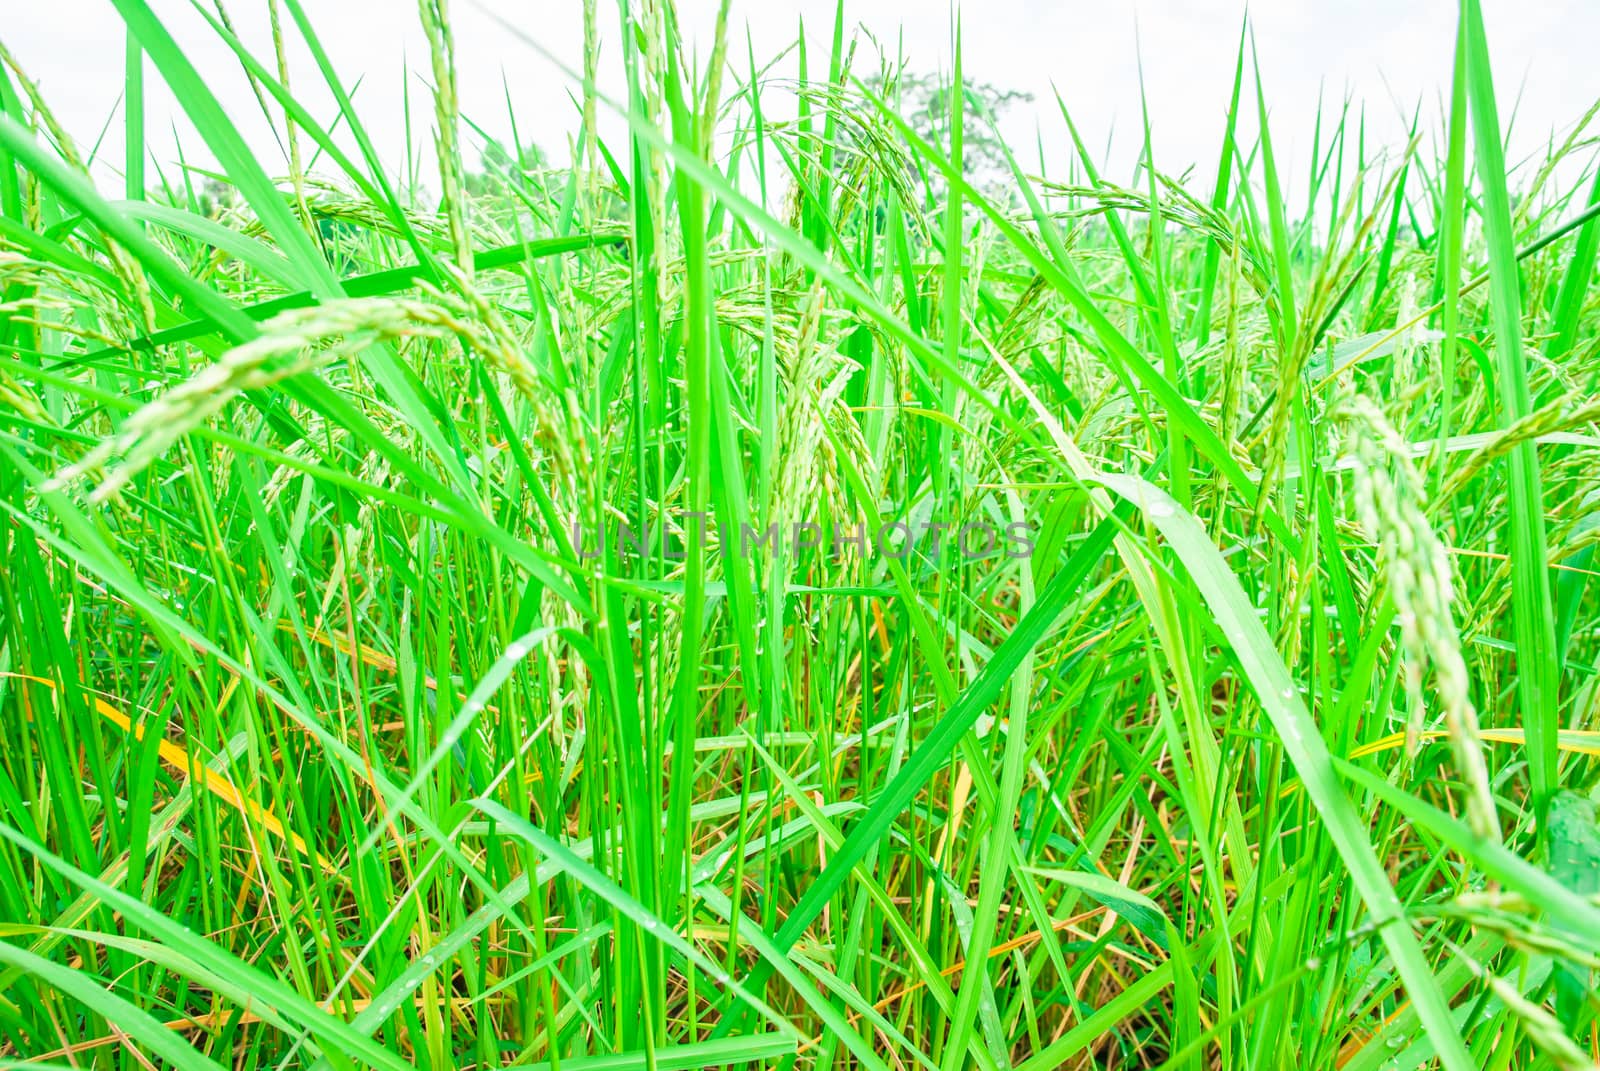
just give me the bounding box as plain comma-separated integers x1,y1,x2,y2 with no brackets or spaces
2,1,1599,1068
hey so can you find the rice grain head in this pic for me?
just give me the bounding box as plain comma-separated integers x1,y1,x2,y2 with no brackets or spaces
1343,392,1500,842
50,297,536,502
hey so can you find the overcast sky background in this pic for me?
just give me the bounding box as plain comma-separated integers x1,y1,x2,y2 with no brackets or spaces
5,1,1598,204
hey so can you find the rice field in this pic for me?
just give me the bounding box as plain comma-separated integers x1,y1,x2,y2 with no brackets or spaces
2,1,1600,1068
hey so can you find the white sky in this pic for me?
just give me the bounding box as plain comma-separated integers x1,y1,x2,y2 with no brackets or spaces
5,1,1599,204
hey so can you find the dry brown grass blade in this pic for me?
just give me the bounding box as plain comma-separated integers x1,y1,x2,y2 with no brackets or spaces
2,671,334,873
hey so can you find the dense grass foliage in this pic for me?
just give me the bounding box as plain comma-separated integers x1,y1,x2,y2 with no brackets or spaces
3,1,1600,1068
